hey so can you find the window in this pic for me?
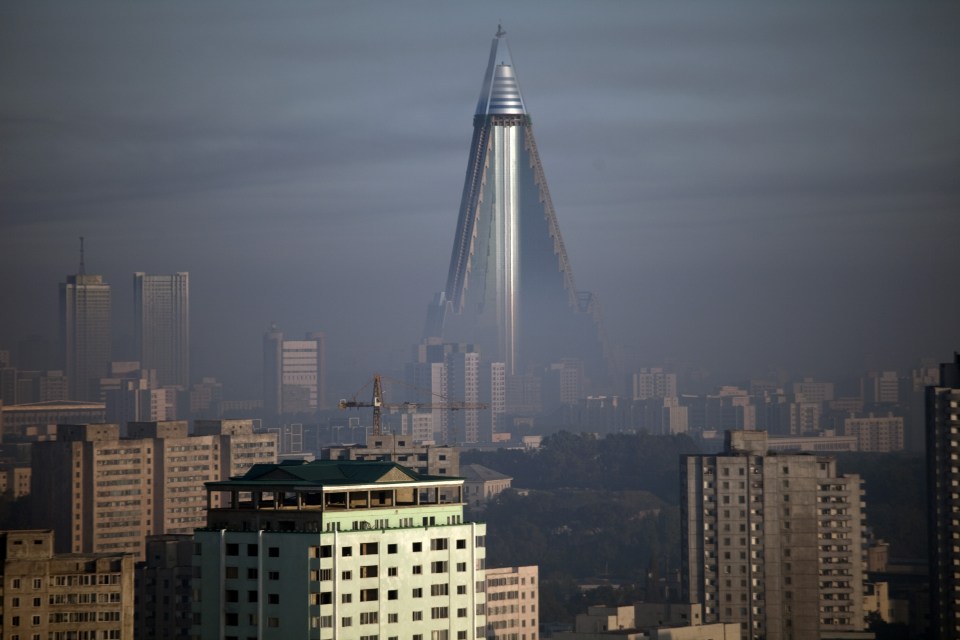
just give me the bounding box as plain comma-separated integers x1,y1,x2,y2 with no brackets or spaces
388,543,398,554
248,591,258,603
320,545,333,558
268,571,279,581
388,613,398,623
456,562,467,572
361,542,378,555
431,538,448,551
268,593,280,605
225,613,239,626
412,588,423,598
431,584,449,596
320,568,332,581
247,568,258,580
342,546,353,557
457,585,467,595
457,608,467,618
360,611,378,624
226,590,239,603
388,589,398,600
360,565,378,578
342,617,352,627
11,578,21,589
247,544,258,556
342,594,352,604
412,565,422,575
226,543,239,556
387,567,398,577
412,542,422,552
361,588,378,602
268,547,280,558
31,598,40,607
342,570,352,580
268,617,280,628
320,615,333,628
320,592,332,605
225,566,239,579
456,539,466,549
431,607,448,619
431,561,448,574
412,611,423,621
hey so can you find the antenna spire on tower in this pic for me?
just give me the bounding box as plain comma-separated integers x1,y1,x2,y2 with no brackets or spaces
79,236,86,275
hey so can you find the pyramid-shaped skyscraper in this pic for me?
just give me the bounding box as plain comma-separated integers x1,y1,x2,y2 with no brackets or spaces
424,27,610,388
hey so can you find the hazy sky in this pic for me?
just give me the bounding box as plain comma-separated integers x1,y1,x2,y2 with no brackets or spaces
2,2,958,397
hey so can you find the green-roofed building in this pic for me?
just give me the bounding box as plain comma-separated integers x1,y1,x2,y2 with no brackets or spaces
192,459,487,640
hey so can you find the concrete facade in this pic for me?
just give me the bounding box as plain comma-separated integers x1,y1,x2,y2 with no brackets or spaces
29,421,276,561
60,274,112,402
926,353,960,639
135,534,194,640
323,433,460,477
133,272,190,389
485,565,538,640
0,529,134,640
681,430,866,640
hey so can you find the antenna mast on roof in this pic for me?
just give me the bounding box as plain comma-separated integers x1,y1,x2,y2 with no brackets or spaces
79,236,86,275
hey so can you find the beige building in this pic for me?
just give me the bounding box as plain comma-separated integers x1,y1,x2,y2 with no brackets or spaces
0,400,105,443
0,529,134,640
462,463,512,508
842,413,904,452
30,420,276,560
486,565,538,640
681,430,866,640
0,464,31,498
322,432,460,476
554,603,740,640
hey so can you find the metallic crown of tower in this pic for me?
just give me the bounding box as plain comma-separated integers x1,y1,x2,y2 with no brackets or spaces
475,24,527,116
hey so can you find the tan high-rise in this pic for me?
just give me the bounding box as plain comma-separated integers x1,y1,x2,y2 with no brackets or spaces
30,420,276,561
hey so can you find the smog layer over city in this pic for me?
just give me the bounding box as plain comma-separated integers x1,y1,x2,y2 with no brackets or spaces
1,2,959,639
2,2,957,397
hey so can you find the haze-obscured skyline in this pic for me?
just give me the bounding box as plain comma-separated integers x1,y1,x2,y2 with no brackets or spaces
2,2,958,397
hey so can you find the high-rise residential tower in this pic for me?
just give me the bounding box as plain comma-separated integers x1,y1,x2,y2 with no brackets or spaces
263,326,327,417
927,353,960,639
60,242,111,401
193,459,487,640
424,26,609,388
681,430,866,640
134,272,190,388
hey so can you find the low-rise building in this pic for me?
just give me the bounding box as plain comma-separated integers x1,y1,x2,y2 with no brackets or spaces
462,463,512,508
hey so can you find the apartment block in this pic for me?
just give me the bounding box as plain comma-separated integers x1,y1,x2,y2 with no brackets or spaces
927,353,960,639
0,529,134,640
30,421,276,560
135,534,194,640
681,430,865,640
842,413,904,452
485,565,538,640
323,433,459,476
192,459,487,639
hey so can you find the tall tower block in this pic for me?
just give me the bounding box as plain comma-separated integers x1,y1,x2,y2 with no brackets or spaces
426,27,609,385
134,272,190,388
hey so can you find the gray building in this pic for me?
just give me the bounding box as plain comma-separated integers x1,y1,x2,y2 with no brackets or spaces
927,353,960,639
60,271,111,401
134,272,190,388
681,430,866,640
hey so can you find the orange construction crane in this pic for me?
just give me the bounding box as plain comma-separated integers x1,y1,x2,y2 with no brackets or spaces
338,373,487,436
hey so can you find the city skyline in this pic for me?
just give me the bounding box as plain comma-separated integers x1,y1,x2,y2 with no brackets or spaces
1,3,958,398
